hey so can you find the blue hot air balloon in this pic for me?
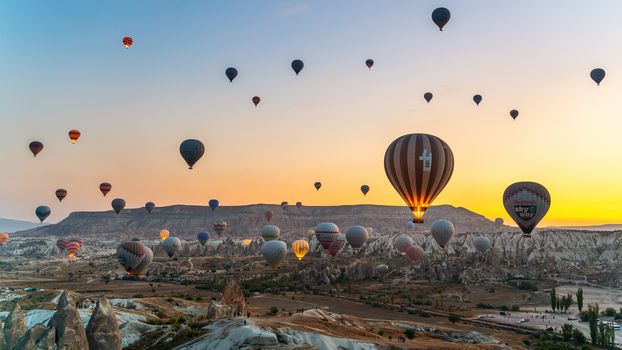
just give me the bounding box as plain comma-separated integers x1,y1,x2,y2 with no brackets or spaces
209,199,219,212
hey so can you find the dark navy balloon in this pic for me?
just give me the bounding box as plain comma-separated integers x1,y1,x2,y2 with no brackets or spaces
145,202,155,214
35,206,51,222
291,59,304,75
365,59,374,69
473,95,482,105
510,109,519,120
225,67,238,82
29,141,44,157
590,68,605,86
179,139,205,169
432,7,451,31
197,231,209,245
424,92,433,103
360,185,370,196
209,199,219,211
112,198,126,214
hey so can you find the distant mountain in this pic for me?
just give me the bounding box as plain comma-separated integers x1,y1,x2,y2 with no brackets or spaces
546,224,622,231
17,204,508,238
0,218,46,233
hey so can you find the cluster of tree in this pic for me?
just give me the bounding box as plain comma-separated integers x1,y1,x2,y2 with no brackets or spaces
587,303,616,349
549,287,573,313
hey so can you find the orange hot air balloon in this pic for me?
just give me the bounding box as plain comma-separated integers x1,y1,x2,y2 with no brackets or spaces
292,240,309,261
68,130,81,144
0,232,9,245
384,133,454,223
99,183,112,197
160,229,170,241
123,36,133,49
65,240,82,260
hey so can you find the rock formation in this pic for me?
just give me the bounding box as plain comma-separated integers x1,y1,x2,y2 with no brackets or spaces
47,290,88,350
3,303,26,349
13,324,48,350
86,296,122,350
222,280,246,314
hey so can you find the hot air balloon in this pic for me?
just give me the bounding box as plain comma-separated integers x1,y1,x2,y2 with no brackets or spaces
473,236,491,252
65,239,82,259
315,222,339,251
225,67,238,82
29,141,43,157
56,238,68,252
262,240,287,268
163,236,181,258
261,225,280,241
0,233,9,245
431,7,451,31
590,68,605,86
375,264,389,273
160,229,170,241
291,59,304,75
252,96,261,106
242,239,252,247
384,133,454,223
197,231,209,245
494,218,504,225
265,209,274,222
360,185,370,196
99,183,111,197
55,189,68,202
133,246,153,277
117,241,149,276
292,240,309,261
68,130,81,144
365,59,374,69
209,199,219,212
296,201,302,208
405,245,425,263
510,110,519,120
473,95,482,105
179,139,205,169
327,234,346,257
431,219,454,248
503,182,551,237
307,229,315,240
144,202,155,214
281,201,288,212
111,198,126,215
345,226,368,253
314,182,322,191
394,235,413,255
424,92,433,103
213,220,227,237
406,221,416,230
122,36,133,49
35,206,51,223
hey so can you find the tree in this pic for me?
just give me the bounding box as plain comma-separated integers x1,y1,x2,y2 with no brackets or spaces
448,314,461,324
572,328,586,344
561,324,574,341
576,288,584,313
587,303,599,345
562,294,573,313
550,287,557,312
404,328,416,340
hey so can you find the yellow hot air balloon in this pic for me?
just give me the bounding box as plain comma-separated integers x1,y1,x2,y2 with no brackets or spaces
242,239,252,247
306,229,315,240
292,240,309,261
160,229,170,241
0,232,9,245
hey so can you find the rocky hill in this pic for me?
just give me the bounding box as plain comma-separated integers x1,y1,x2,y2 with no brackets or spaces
0,218,45,233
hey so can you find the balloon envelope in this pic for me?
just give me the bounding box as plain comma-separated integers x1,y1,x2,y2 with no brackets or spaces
315,222,339,251
345,225,369,253
68,130,81,144
292,239,309,260
163,236,181,258
252,96,260,106
424,92,433,103
360,185,370,196
494,218,504,225
225,67,238,82
100,183,112,196
209,199,219,212
213,220,227,237
473,95,482,105
111,198,126,214
265,210,274,222
160,230,170,241
291,59,304,75
510,110,519,120
55,189,67,202
117,241,148,275
261,225,280,241
327,234,346,257
590,68,605,85
503,181,551,237
35,206,51,222
405,245,425,262
145,202,155,214
296,201,302,208
0,233,9,245
365,59,374,69
133,247,153,277
197,231,209,245
262,240,287,268
179,139,205,169
29,141,43,157
473,236,491,252
395,235,413,254
122,36,133,48
431,7,451,31
314,182,322,190
431,219,455,248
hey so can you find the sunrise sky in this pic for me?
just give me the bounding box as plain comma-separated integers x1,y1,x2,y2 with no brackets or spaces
1,0,621,226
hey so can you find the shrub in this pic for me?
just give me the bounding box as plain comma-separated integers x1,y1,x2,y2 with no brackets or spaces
511,305,520,312
517,281,538,291
604,307,616,317
377,329,385,336
572,328,586,344
448,314,461,324
499,305,509,311
268,306,278,316
404,328,416,339
561,324,573,341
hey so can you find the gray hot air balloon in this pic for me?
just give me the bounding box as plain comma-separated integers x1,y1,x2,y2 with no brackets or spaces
35,206,51,223
431,7,451,31
179,139,205,169
315,222,339,251
261,225,280,241
262,240,287,268
405,245,425,262
345,225,369,253
424,92,433,103
111,198,126,215
473,95,482,105
406,221,416,230
510,110,519,120
163,236,182,258
133,246,153,276
291,59,304,75
225,67,238,82
590,68,605,86
145,202,155,214
503,181,551,238
473,236,491,252
395,235,413,254
117,241,150,276
431,219,454,248
494,218,504,225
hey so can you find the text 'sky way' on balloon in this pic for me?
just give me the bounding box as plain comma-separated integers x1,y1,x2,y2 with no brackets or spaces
145,202,155,214
123,37,133,49
315,222,339,251
179,139,205,169
473,236,491,252
262,240,287,268
503,182,551,238
430,219,455,248
360,185,370,196
100,183,112,197
0,232,9,245
160,229,170,241
365,59,374,69
590,68,605,86
265,209,274,222
261,224,280,241
163,236,181,258
35,206,51,223
225,67,238,82
292,239,309,261
431,7,451,31
424,92,433,103
345,225,369,253
252,96,261,106
111,198,126,214
55,189,68,202
208,199,219,212
29,141,44,157
384,133,454,223
291,59,304,75
314,182,322,191
213,220,227,237
473,95,482,105
510,110,519,120
68,130,81,144
197,231,209,246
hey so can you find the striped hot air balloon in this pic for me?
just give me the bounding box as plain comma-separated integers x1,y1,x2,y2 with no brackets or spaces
213,220,227,237
123,36,133,48
132,246,153,277
315,222,339,251
327,234,346,257
265,210,273,222
56,238,68,251
117,241,148,275
68,130,81,144
292,240,309,261
55,189,68,202
384,133,454,224
0,233,9,246
65,239,82,260
99,183,112,196
503,182,551,238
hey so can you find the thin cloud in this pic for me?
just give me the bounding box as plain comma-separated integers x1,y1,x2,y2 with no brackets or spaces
279,1,314,17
